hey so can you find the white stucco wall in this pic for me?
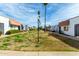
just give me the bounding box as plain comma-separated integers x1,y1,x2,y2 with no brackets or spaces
10,26,19,30
0,16,10,34
61,16,79,36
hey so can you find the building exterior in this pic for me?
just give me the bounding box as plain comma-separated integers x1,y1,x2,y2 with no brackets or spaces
22,25,29,30
49,26,55,32
59,16,79,36
0,16,22,35
9,19,22,30
54,25,60,33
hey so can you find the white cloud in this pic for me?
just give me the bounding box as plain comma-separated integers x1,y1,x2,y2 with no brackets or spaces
0,3,39,26
50,4,79,25
1,3,79,27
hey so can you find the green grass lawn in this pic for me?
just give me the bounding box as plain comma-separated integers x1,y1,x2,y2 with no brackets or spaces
0,30,78,51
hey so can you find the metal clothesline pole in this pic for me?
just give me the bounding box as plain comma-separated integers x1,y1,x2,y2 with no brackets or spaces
43,3,48,32
37,11,40,43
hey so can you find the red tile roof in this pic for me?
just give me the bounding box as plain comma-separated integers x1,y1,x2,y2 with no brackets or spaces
59,20,70,26
10,19,22,26
59,16,79,27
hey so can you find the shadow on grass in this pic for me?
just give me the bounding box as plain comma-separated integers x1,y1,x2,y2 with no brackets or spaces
49,32,79,49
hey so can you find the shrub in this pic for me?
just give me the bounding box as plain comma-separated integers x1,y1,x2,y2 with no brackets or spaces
14,35,23,42
3,38,10,42
0,42,10,50
0,31,2,36
0,45,8,50
2,42,10,46
35,44,40,47
6,30,20,35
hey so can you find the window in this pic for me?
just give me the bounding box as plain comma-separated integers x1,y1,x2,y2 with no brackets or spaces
64,26,68,31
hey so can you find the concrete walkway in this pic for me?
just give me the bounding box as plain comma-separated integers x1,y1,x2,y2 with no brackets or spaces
0,50,79,56
52,32,79,41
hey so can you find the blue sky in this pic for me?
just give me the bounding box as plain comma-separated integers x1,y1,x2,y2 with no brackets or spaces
0,3,79,26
